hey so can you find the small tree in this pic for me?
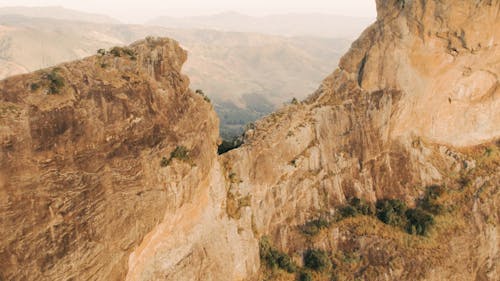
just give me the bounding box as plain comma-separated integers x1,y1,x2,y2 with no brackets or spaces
349,197,375,215
303,249,331,272
160,146,190,167
195,89,211,103
376,199,408,228
170,146,190,161
160,157,170,167
301,218,330,236
30,83,40,92
110,47,122,57
45,69,65,94
259,237,297,273
339,205,358,218
419,185,444,215
406,208,434,236
122,48,137,60
338,197,375,219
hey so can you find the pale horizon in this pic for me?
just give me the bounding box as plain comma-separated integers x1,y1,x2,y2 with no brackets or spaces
0,0,377,23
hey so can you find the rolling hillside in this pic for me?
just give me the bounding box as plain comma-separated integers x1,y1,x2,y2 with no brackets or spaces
149,12,373,39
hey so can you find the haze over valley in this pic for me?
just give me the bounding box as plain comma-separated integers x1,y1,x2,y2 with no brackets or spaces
0,6,362,138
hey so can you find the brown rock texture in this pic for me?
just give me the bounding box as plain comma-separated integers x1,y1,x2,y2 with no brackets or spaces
0,37,221,280
1,0,499,281
219,0,500,280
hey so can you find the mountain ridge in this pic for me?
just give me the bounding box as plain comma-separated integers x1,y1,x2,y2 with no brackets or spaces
0,6,120,24
148,12,374,39
0,0,499,280
0,15,351,138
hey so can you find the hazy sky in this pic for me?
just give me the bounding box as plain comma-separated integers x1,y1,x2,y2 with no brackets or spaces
0,0,377,23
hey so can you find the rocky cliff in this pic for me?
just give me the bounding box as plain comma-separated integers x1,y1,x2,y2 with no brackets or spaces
0,37,225,280
220,0,500,280
1,0,499,281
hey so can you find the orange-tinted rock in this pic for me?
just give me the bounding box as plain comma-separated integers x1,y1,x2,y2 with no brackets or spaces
1,1,499,280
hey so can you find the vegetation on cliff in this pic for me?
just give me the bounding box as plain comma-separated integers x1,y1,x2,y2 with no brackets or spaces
258,139,500,281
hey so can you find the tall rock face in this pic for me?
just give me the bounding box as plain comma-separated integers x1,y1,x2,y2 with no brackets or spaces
344,0,500,146
0,37,225,280
221,0,500,280
0,1,499,281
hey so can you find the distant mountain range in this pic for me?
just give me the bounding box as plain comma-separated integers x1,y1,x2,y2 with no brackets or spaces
0,7,359,138
0,6,120,24
148,11,373,39
0,6,373,39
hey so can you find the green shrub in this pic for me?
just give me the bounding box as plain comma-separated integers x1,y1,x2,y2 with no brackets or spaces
97,48,106,56
277,254,296,273
45,69,65,94
259,237,276,268
110,47,122,57
122,48,136,59
339,205,358,218
376,199,408,228
349,197,375,215
406,208,434,236
30,83,40,91
303,249,331,272
259,237,297,273
170,146,190,161
195,89,211,103
110,47,136,60
338,197,374,219
419,185,444,215
302,218,330,236
425,185,445,199
160,146,190,167
332,195,439,237
160,157,170,167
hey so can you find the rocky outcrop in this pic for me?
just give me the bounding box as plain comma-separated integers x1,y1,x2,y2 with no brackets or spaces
221,0,498,280
226,0,500,221
346,0,500,146
0,37,223,280
218,0,500,280
1,0,499,281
